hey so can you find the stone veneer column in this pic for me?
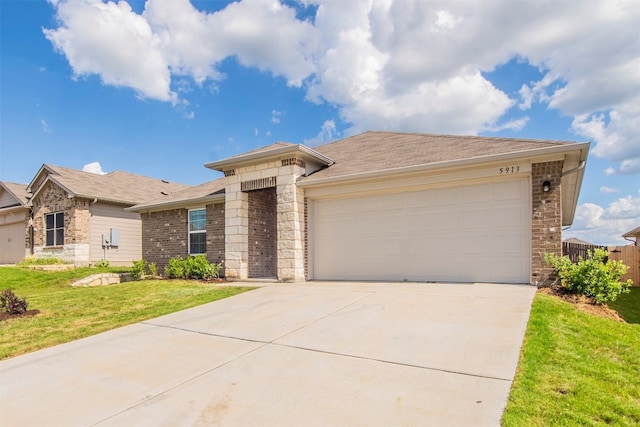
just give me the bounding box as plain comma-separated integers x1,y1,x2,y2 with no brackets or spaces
276,163,306,281
224,175,249,279
531,160,563,285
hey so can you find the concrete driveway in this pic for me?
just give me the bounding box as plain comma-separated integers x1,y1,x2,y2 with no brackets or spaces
0,282,535,426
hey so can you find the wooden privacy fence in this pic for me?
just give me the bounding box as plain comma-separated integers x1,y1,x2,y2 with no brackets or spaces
608,245,640,286
562,242,607,263
562,242,640,286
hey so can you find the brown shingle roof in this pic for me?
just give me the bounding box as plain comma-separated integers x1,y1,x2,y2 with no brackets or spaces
0,182,30,207
305,131,580,181
33,165,190,205
129,178,226,211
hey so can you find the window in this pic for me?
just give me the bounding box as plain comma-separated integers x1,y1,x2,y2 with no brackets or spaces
189,209,206,254
46,212,64,246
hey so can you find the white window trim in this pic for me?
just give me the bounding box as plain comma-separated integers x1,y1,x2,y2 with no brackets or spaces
188,208,206,255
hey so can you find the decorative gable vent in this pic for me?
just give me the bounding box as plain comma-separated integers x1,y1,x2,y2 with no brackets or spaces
282,158,305,168
241,176,277,192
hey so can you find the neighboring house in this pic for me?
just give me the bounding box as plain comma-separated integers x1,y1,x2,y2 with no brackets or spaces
623,226,640,246
131,131,589,285
0,182,30,264
26,164,189,266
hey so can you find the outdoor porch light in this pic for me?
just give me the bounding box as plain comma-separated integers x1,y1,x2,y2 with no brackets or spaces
542,180,551,192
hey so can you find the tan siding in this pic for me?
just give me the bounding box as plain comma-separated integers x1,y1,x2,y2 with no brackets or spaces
0,220,27,263
89,203,141,266
0,210,27,225
0,191,20,208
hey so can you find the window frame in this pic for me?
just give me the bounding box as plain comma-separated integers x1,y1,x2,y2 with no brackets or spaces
45,211,64,246
188,208,207,255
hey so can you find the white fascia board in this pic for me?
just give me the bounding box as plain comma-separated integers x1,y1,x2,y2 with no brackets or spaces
204,145,334,171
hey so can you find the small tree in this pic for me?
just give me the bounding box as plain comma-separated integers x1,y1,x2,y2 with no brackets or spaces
545,248,632,304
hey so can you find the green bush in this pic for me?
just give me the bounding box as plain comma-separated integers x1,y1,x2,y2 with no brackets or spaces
148,262,158,277
0,289,28,315
545,248,632,304
94,259,110,268
164,256,222,280
130,259,147,280
18,256,68,266
164,257,186,279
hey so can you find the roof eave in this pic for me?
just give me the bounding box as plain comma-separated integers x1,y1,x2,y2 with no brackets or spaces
560,144,590,227
205,144,334,171
127,193,226,213
622,226,640,238
0,205,29,215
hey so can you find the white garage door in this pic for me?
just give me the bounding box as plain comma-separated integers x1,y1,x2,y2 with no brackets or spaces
310,178,530,283
0,222,26,264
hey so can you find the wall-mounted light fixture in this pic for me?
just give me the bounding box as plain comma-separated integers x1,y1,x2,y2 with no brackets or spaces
542,180,551,193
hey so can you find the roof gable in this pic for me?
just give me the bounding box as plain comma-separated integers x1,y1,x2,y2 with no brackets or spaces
28,164,190,206
0,182,30,209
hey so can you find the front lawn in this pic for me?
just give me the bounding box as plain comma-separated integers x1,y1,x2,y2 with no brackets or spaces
0,267,252,360
502,290,640,426
608,287,640,324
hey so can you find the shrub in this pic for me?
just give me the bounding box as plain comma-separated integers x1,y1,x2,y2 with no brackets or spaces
18,256,67,266
164,257,185,279
164,256,222,280
545,248,632,304
148,262,158,277
94,259,110,268
0,289,28,315
130,259,147,280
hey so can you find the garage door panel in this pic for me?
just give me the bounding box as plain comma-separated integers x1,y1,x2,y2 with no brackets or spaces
312,178,530,283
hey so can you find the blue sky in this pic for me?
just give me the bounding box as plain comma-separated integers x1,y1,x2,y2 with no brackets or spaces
1,0,638,245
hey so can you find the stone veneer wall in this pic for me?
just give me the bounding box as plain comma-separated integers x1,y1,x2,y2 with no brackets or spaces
248,188,277,278
141,203,225,272
31,181,90,265
531,160,563,285
224,159,306,281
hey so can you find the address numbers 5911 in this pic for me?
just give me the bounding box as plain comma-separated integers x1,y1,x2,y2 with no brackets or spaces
498,166,520,174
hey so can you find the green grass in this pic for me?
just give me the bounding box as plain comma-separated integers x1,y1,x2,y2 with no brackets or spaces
0,267,253,360
502,291,640,426
608,287,640,324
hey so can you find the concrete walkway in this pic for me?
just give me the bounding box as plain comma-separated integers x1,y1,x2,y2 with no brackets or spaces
0,282,536,426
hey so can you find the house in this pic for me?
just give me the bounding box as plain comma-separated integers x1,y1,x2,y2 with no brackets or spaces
25,164,189,266
0,182,30,264
127,178,226,269
623,226,640,246
131,131,589,285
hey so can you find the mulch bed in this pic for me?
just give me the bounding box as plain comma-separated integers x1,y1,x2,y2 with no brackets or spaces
538,287,624,321
0,309,40,322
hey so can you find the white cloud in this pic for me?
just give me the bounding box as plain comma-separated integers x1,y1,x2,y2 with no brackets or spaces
304,119,337,147
44,0,175,102
565,194,640,245
82,161,106,174
40,119,52,133
271,110,282,124
600,186,620,194
44,0,640,173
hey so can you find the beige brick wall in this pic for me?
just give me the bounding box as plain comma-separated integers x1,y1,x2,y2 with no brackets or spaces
531,160,563,285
